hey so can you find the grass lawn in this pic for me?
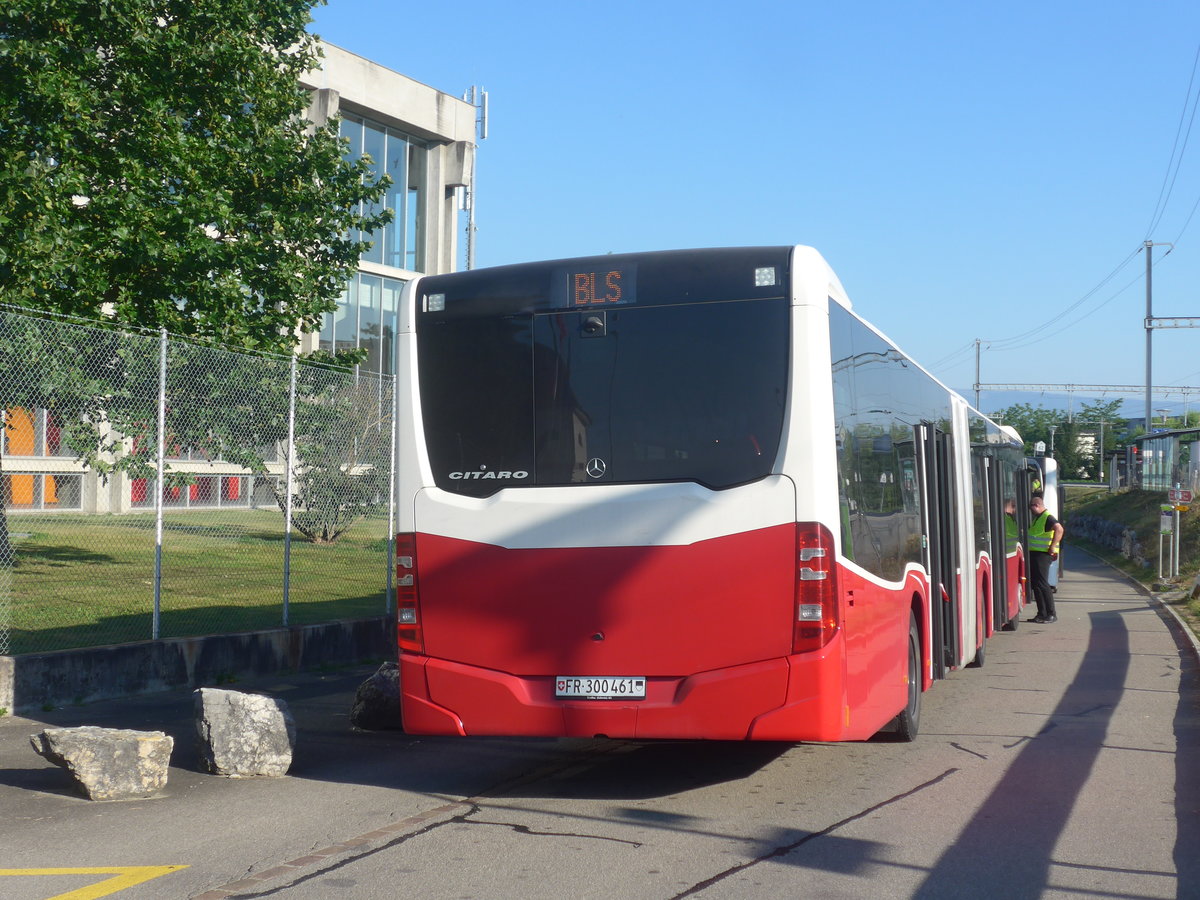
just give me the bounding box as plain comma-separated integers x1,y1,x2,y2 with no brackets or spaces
5,508,391,654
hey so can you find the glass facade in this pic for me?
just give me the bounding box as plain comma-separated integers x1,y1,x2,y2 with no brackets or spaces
4,473,83,510
2,407,74,459
129,475,279,510
319,114,431,374
318,272,406,374
2,407,83,510
339,114,427,270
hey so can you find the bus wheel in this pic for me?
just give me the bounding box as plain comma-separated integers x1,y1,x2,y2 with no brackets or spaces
1002,585,1023,631
968,636,986,668
893,613,922,742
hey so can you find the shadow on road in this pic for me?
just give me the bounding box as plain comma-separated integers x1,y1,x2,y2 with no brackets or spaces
908,603,1200,899
1169,605,1200,896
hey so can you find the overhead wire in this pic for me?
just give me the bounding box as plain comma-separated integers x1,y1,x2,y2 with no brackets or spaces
983,265,1147,353
979,246,1143,352
1168,187,1200,246
930,339,977,371
1146,41,1200,240
976,40,1200,362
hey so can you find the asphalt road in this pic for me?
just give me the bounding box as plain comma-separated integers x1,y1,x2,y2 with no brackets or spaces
1,548,1197,900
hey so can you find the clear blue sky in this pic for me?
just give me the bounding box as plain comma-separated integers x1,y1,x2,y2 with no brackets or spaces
309,0,1200,419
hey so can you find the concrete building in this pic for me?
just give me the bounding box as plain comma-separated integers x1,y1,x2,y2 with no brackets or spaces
299,41,478,374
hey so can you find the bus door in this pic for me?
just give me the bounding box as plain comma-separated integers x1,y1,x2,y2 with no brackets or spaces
984,456,1009,630
1042,458,1062,587
1018,460,1039,590
916,423,961,678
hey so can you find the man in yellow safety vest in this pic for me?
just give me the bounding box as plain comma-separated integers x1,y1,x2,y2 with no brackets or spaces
1027,494,1064,623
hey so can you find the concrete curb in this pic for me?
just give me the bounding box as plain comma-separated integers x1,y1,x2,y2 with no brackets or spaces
0,655,11,714
1,616,393,716
1148,590,1200,664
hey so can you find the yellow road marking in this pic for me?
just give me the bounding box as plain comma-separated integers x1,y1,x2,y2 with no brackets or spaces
0,866,188,899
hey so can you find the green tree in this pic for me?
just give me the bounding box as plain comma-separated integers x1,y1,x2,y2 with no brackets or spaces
150,342,393,544
0,1,393,567
0,0,389,353
989,401,1086,475
989,403,1059,455
1075,398,1128,479
991,398,1135,480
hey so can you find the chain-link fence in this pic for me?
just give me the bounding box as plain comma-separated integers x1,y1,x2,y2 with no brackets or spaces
0,307,395,656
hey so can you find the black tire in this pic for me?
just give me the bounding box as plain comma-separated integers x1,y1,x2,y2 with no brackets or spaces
893,613,922,742
968,634,986,668
1001,584,1023,631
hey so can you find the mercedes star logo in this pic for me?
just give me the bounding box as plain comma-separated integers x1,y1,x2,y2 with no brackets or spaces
586,458,607,479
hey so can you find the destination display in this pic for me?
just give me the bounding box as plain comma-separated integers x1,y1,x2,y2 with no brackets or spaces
566,264,636,308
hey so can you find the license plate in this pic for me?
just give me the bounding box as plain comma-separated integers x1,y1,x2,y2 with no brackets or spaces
555,676,646,699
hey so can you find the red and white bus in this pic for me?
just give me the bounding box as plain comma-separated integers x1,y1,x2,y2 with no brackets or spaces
393,246,1026,742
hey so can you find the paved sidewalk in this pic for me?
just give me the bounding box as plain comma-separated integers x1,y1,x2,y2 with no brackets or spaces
1029,546,1199,897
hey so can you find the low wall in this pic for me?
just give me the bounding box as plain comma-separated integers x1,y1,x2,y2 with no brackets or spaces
0,617,393,716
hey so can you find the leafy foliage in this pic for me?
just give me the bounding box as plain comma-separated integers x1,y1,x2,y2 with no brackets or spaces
989,398,1134,480
0,1,397,560
0,0,389,353
276,365,392,543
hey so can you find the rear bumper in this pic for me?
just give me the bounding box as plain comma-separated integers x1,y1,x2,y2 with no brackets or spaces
399,642,850,741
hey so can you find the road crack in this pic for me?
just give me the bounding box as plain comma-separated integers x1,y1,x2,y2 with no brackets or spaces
950,742,988,760
465,815,643,847
195,801,475,899
668,767,961,899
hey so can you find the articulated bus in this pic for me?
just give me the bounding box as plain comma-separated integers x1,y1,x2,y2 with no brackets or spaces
393,246,1027,742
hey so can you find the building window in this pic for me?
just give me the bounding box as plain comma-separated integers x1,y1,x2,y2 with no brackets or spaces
339,114,428,272
318,273,405,374
6,474,83,510
322,113,425,375
130,475,268,510
3,407,74,458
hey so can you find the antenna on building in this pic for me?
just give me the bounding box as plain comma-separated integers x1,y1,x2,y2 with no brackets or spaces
463,86,488,270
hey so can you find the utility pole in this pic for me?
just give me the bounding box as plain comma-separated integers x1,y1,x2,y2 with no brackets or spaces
1143,240,1178,434
1145,240,1153,435
974,338,981,410
463,86,489,270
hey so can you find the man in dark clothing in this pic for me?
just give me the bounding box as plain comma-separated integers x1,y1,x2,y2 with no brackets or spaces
1027,494,1064,623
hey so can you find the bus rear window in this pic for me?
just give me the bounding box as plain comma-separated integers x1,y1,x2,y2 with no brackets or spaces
417,297,789,496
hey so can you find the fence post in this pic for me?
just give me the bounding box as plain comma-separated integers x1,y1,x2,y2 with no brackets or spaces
386,374,396,614
152,327,167,640
282,355,297,627
1,406,11,654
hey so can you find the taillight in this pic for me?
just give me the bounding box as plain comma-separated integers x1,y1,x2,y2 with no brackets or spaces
793,522,840,653
396,532,424,653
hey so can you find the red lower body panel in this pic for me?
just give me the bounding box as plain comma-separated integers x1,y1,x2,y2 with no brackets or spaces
1006,553,1025,621
400,635,859,741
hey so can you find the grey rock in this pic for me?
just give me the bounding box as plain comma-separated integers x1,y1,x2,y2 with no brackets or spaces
350,662,402,730
30,726,173,801
195,687,295,777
